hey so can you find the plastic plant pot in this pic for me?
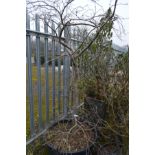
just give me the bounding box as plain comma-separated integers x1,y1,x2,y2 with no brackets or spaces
84,97,106,121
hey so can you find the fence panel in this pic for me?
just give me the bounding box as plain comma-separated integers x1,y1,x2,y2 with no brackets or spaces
26,14,81,144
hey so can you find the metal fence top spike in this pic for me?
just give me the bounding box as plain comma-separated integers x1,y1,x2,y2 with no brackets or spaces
51,21,55,36
35,14,40,31
26,13,30,29
44,16,48,33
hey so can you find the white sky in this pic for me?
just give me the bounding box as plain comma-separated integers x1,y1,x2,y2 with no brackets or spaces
73,0,129,46
29,0,128,46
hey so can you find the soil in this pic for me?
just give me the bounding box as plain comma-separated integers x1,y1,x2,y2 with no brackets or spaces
45,121,95,153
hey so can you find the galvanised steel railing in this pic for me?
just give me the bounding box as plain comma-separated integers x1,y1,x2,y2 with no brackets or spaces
26,13,81,145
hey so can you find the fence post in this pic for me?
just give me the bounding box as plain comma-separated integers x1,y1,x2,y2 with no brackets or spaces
57,25,61,114
71,28,77,106
35,14,43,130
44,16,49,124
51,21,56,120
26,13,35,137
63,24,71,116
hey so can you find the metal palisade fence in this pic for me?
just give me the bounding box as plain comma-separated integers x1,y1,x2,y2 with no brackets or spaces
26,13,80,145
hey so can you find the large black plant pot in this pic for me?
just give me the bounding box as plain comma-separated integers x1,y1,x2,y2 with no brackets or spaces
93,143,122,155
84,97,106,122
45,119,97,155
46,144,92,155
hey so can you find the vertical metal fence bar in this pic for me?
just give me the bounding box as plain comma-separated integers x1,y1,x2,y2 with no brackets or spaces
35,14,42,130
63,42,66,114
68,29,71,107
63,54,67,116
69,38,73,107
26,13,35,137
63,25,71,116
44,17,49,124
67,53,71,108
57,26,61,114
70,60,74,107
71,28,77,106
63,45,65,114
51,22,56,120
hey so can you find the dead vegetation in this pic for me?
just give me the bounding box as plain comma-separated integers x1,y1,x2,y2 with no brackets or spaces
44,119,96,152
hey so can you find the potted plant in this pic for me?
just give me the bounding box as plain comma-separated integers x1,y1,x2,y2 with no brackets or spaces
76,11,129,153
44,119,97,155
